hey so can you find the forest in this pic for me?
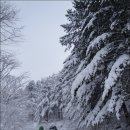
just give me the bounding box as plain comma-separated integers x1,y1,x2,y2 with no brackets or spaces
0,0,130,130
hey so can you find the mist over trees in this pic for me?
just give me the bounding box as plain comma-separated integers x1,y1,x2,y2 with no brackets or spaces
0,0,130,130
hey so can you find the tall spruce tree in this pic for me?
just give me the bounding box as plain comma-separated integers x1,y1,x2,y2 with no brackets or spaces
60,0,130,128
58,0,87,116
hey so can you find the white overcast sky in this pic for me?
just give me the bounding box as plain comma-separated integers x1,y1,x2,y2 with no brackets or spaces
9,1,73,81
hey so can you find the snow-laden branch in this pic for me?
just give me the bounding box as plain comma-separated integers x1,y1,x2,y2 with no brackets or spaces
71,43,113,99
102,54,130,100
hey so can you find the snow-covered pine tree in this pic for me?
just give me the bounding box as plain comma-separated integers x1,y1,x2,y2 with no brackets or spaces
61,0,130,128
35,74,61,122
25,80,38,121
58,0,87,115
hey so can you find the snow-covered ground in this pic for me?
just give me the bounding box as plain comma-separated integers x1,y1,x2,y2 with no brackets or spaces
40,120,78,130
17,117,130,130
23,120,80,130
23,122,38,130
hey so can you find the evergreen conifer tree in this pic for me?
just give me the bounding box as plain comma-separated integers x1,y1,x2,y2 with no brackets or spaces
60,0,130,128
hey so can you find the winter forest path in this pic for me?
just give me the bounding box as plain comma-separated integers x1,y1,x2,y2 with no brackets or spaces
23,120,77,130
38,120,85,130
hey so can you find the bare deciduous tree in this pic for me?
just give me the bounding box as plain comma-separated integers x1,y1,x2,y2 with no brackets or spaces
0,3,29,130
0,1,23,45
0,52,19,80
0,1,23,80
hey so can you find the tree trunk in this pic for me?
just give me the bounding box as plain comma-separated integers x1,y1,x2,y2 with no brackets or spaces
122,102,130,126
